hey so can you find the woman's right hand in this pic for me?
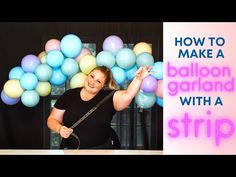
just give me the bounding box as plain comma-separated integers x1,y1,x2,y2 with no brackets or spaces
59,126,73,138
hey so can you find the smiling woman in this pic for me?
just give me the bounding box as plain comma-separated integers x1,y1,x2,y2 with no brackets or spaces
47,65,152,149
0,22,162,150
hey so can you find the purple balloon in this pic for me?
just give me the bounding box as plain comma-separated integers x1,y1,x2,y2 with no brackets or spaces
141,76,158,93
1,90,20,105
102,35,124,55
21,54,40,72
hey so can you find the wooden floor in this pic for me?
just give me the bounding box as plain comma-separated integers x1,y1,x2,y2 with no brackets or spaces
0,149,163,155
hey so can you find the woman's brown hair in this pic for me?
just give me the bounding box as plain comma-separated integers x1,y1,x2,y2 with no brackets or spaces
91,66,118,90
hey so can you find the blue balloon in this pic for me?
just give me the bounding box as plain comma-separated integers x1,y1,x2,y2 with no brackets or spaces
35,64,53,81
136,52,154,68
135,91,156,109
50,68,67,86
61,58,79,77
21,90,40,107
116,48,136,69
151,61,163,80
111,66,126,85
46,50,64,68
156,96,163,107
60,34,82,58
1,90,20,105
125,65,137,81
9,66,25,80
96,51,116,69
20,73,38,90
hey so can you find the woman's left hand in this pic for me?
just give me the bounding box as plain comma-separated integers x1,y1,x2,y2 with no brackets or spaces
135,66,152,80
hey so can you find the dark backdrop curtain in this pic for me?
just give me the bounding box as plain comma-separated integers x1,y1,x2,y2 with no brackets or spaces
0,22,163,149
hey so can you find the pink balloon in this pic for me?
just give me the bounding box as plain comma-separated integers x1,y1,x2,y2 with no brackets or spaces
45,39,61,53
75,47,91,63
155,80,163,98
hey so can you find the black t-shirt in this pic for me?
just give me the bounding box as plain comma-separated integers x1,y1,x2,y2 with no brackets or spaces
54,88,116,149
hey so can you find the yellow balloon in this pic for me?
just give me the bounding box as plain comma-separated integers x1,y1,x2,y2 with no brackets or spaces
40,55,47,64
133,42,152,56
38,51,47,59
3,79,24,98
79,55,97,74
70,72,87,89
36,82,51,97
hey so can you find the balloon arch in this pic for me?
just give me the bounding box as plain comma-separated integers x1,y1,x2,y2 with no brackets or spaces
1,34,163,108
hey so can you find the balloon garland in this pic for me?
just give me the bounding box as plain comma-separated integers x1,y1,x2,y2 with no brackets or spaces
1,34,163,108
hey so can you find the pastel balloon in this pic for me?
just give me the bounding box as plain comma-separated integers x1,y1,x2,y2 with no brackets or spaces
38,51,47,59
111,66,126,85
116,48,136,69
141,76,158,93
79,55,97,74
3,80,24,98
136,52,154,68
155,80,163,98
1,90,20,105
40,55,47,64
70,72,87,89
45,39,60,53
156,96,163,107
21,54,40,72
50,68,67,86
20,73,38,90
9,66,25,80
125,65,138,81
135,91,156,109
75,47,91,63
21,90,40,107
61,58,79,77
36,82,51,97
96,50,115,69
133,42,152,56
102,35,124,55
35,64,53,81
151,61,163,80
60,34,82,58
46,50,64,68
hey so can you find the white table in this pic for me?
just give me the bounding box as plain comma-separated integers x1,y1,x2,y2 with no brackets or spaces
0,149,163,155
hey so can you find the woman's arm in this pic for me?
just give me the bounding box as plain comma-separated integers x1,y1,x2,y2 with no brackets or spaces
113,66,152,111
47,107,73,138
47,107,65,133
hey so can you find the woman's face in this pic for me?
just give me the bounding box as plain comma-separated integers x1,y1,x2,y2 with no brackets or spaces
84,69,106,93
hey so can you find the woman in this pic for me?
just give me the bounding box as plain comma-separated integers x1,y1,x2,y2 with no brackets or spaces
47,65,152,149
